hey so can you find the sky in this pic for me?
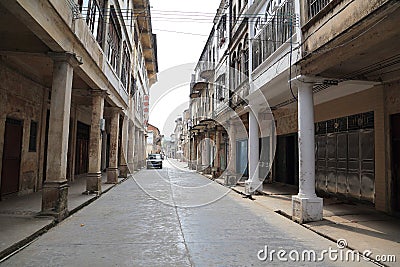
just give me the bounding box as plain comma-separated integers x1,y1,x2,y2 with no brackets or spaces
148,0,220,138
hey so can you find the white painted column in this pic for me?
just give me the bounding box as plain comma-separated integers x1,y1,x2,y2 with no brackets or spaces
246,108,262,194
228,121,237,174
292,78,323,223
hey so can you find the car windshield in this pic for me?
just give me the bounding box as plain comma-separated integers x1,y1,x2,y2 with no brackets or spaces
149,154,161,160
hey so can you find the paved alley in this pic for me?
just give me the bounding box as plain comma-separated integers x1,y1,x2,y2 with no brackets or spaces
1,160,374,266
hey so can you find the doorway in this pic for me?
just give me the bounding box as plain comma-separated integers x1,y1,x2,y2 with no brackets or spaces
274,134,298,185
75,121,90,175
1,118,23,196
391,113,400,213
236,139,248,178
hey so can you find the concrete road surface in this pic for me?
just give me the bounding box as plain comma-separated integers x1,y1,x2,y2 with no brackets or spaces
1,160,374,266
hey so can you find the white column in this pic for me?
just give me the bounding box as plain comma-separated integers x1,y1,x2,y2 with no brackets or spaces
292,78,323,223
228,122,237,174
246,108,262,194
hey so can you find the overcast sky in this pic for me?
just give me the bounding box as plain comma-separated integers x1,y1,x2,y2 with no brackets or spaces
148,0,220,138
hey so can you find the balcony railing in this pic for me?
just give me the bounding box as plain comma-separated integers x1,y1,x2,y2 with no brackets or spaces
252,0,295,70
199,61,215,79
308,0,331,19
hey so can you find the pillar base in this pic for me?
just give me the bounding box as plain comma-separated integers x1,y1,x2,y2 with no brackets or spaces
106,167,119,184
126,163,134,172
85,172,102,195
41,181,69,222
292,195,323,224
119,165,129,178
245,179,263,195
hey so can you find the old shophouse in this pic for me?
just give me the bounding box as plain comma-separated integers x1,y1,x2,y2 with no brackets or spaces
187,0,400,222
0,0,158,220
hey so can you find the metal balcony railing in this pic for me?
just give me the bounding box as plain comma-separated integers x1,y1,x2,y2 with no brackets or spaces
199,61,215,79
308,0,331,19
252,0,295,70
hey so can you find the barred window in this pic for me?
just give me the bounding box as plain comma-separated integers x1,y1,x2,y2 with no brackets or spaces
107,6,121,74
79,0,105,46
121,42,131,89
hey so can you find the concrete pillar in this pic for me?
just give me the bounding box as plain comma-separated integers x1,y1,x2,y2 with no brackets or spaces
292,77,323,223
41,52,80,221
126,122,134,172
202,131,211,171
214,128,221,177
134,128,140,170
119,115,129,177
197,132,203,170
141,131,145,167
228,122,237,174
107,108,121,183
143,132,146,164
101,131,107,171
246,108,262,194
86,90,106,194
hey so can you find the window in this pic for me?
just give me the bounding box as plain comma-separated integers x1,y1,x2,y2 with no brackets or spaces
29,121,37,152
107,6,122,73
308,0,331,20
79,0,105,45
243,40,249,78
130,75,137,97
252,0,295,70
216,74,226,101
121,42,131,89
218,15,227,47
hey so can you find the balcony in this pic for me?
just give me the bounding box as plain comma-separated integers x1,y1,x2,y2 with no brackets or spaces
252,0,295,70
199,61,215,80
299,0,400,83
307,0,332,20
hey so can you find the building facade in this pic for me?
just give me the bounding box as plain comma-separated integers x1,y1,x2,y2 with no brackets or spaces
146,123,162,155
0,0,158,220
188,0,400,221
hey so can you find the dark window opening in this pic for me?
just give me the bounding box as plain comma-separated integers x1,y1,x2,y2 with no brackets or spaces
29,121,38,152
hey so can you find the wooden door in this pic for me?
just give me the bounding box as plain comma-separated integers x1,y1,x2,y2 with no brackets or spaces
1,118,23,195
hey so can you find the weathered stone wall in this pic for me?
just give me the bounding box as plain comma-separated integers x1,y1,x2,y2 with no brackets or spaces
0,61,46,195
273,108,298,136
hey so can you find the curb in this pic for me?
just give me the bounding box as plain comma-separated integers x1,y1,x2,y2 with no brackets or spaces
213,175,387,267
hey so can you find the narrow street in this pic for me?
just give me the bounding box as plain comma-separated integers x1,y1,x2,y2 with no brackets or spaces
1,160,372,266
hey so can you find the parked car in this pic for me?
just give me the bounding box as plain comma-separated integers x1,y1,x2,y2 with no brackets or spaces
146,154,162,169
